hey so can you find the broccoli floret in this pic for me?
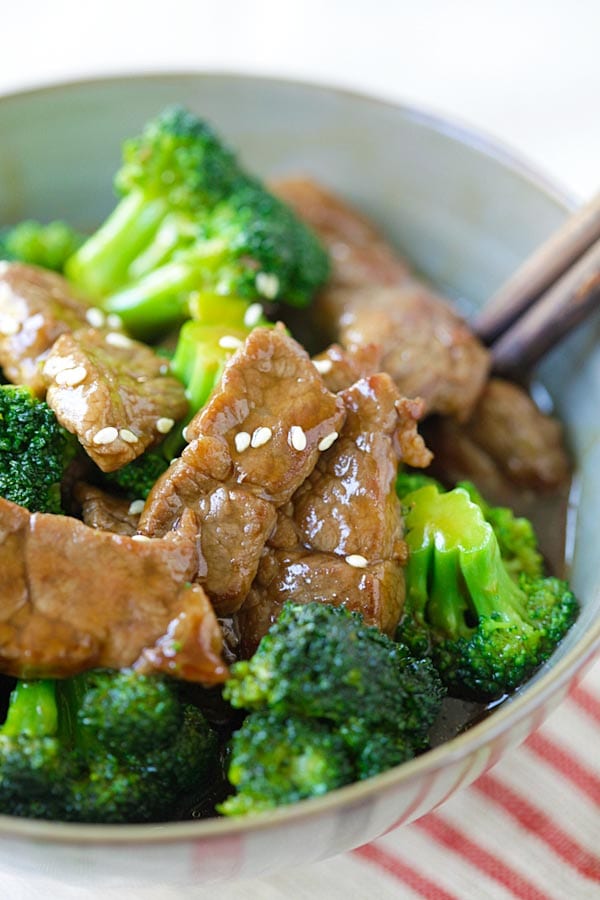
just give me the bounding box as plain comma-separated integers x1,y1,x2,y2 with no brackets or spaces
66,106,241,303
0,385,77,513
65,107,329,340
396,470,442,499
218,712,354,816
0,220,84,272
397,484,578,700
103,448,169,500
0,670,218,823
220,602,445,814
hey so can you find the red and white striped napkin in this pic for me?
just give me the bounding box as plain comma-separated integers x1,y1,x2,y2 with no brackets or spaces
5,656,600,900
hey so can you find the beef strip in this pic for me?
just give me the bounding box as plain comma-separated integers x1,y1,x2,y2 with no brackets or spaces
0,262,91,396
312,342,382,393
74,482,140,536
43,328,188,472
139,327,346,615
272,178,490,422
0,497,227,683
237,373,431,654
423,378,571,497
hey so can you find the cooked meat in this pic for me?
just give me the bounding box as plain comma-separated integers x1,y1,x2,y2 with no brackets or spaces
316,281,490,422
0,497,227,683
272,179,490,422
238,374,428,653
74,482,140,535
139,327,346,614
0,262,91,396
43,328,188,472
424,378,571,497
272,177,411,288
312,343,382,393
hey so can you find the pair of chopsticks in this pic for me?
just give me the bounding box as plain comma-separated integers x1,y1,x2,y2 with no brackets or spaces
474,192,600,375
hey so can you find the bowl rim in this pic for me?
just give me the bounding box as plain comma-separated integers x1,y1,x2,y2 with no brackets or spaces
0,70,597,845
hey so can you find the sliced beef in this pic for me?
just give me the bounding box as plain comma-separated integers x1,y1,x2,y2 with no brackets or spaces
271,177,411,287
272,179,490,422
424,378,571,497
315,281,490,422
0,262,91,396
139,327,346,615
74,482,140,535
237,374,429,654
312,343,382,393
0,497,227,683
43,328,188,472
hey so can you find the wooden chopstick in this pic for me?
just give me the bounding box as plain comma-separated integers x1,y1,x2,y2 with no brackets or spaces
490,233,600,376
474,190,600,344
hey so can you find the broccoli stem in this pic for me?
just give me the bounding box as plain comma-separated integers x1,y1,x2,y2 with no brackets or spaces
0,681,58,738
65,192,170,299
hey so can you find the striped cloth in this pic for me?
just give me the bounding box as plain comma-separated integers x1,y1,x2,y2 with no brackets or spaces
6,653,600,900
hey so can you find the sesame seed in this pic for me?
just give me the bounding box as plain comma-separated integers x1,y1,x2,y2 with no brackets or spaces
251,426,272,448
346,554,368,568
156,417,175,434
92,426,119,445
318,431,338,452
128,499,145,515
235,431,251,453
256,272,280,299
181,425,190,442
106,332,133,349
85,307,105,328
119,428,139,444
159,363,170,375
0,317,20,336
218,335,244,350
54,365,87,387
244,302,264,328
313,358,333,375
106,314,123,329
131,534,151,542
289,425,307,452
43,355,77,377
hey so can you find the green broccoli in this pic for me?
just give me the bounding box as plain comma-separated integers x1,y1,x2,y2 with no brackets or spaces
0,220,84,273
219,602,445,815
397,483,578,700
218,712,354,816
103,447,170,500
0,385,77,513
0,670,218,823
65,107,329,339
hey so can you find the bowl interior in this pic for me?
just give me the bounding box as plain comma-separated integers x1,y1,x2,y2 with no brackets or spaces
0,73,599,884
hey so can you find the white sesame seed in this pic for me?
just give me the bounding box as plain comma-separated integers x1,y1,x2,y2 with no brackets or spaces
181,425,190,442
0,317,20,336
156,417,175,434
244,302,264,328
251,426,272,448
119,428,139,444
106,314,123,329
255,272,280,299
235,431,251,453
313,358,333,375
43,355,77,377
159,363,170,375
345,554,368,568
131,534,151,542
318,431,339,452
105,331,133,349
289,425,307,452
54,365,87,387
92,426,119,445
218,335,244,350
85,307,105,328
128,499,145,516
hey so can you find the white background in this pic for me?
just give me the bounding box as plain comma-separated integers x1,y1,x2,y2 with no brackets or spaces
1,1,599,897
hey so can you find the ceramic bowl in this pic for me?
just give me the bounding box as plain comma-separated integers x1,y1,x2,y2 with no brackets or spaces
0,73,598,889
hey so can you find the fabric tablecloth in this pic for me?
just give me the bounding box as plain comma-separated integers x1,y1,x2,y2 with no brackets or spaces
4,654,599,900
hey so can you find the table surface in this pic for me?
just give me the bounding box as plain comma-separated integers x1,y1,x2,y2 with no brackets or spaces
1,3,599,898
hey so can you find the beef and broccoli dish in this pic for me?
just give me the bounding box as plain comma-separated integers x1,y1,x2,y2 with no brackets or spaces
0,106,578,823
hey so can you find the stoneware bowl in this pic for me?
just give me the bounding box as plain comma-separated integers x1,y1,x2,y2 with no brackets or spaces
0,73,599,890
